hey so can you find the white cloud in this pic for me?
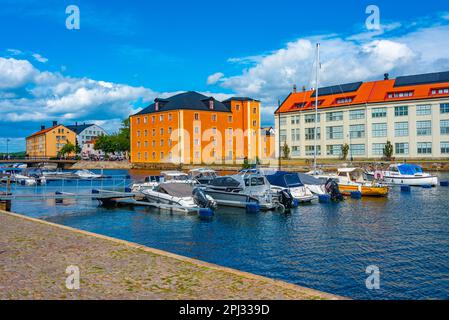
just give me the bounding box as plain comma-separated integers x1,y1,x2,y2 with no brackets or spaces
32,53,48,63
207,72,224,85
0,57,37,89
6,49,23,56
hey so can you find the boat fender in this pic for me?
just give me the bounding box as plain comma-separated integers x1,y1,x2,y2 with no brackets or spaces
198,208,214,220
401,186,411,193
246,203,260,214
318,194,331,203
350,191,362,199
440,181,449,187
292,199,300,208
374,171,384,180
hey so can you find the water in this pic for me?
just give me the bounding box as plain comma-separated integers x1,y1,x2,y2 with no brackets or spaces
6,169,449,300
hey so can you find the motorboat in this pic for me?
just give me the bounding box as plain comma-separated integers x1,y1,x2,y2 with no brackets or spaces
160,171,197,184
265,171,317,203
314,168,389,197
297,173,327,195
141,183,217,210
74,170,105,179
204,173,294,211
366,164,438,186
131,175,162,193
189,168,217,185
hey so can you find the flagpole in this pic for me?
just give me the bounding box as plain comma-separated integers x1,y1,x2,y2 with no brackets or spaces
313,43,320,173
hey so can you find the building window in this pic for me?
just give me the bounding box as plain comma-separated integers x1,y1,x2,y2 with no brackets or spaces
350,144,365,156
279,117,287,126
395,143,409,155
305,114,320,123
336,97,354,104
291,115,300,125
326,126,344,140
160,115,164,122
441,142,449,154
349,109,365,120
169,139,173,147
291,146,300,157
168,113,172,121
152,140,156,147
372,123,387,137
137,152,141,159
160,128,164,135
136,118,140,125
144,152,148,160
291,128,300,141
441,120,449,135
143,116,148,124
252,120,257,126
305,145,321,156
417,142,432,154
169,152,173,160
236,105,240,111
388,91,413,99
160,152,164,159
372,143,386,156
195,151,200,159
194,139,200,146
152,152,156,159
326,145,342,156
394,122,409,137
212,114,217,121
168,127,172,134
228,116,233,122
349,124,365,139
152,129,156,136
280,129,287,142
194,126,200,134
416,105,431,116
431,88,449,95
416,120,432,136
441,103,449,114
194,113,199,120
372,108,387,118
137,130,141,137
144,130,148,137
160,140,164,147
253,107,257,114
144,141,148,147
326,111,343,122
395,106,409,117
305,127,320,140
152,116,156,124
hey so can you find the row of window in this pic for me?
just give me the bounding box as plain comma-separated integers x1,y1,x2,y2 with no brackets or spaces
289,142,449,156
280,103,449,125
136,150,237,161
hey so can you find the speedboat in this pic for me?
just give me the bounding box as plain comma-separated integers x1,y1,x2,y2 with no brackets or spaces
297,173,327,195
160,171,197,184
141,183,217,210
189,168,217,185
314,168,389,197
131,175,162,193
366,164,438,186
265,171,317,203
74,170,104,179
204,173,293,211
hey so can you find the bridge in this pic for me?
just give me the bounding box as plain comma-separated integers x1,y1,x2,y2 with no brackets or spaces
0,159,77,168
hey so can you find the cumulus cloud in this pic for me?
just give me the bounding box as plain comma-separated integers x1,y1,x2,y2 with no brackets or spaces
207,72,224,85
0,57,37,89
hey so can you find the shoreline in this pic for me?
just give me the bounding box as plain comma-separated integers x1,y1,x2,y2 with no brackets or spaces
0,209,343,300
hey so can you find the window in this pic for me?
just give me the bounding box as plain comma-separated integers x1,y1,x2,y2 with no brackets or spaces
253,107,257,114
305,127,320,140
194,113,199,120
160,115,164,122
195,151,200,159
291,115,300,125
349,109,365,120
305,145,321,156
137,130,141,137
372,143,386,156
137,152,141,159
372,108,387,118
291,146,300,157
349,124,365,139
152,140,156,147
168,113,172,121
326,126,344,140
305,114,320,123
152,129,156,136
395,106,409,117
152,116,156,124
431,88,449,95
236,104,240,111
143,116,148,124
417,142,432,154
228,116,233,122
160,152,164,159
194,139,200,146
326,111,343,122
372,123,387,137
136,118,140,125
395,122,409,137
160,128,164,135
388,91,413,98
144,130,148,137
350,144,365,156
160,139,164,147
441,120,449,135
293,102,307,109
417,121,431,136
395,143,409,155
279,117,287,126
252,120,257,126
211,114,217,121
194,126,200,134
336,97,354,104
441,142,449,154
291,128,300,141
326,145,342,156
168,127,172,134
311,100,324,107
144,141,148,147
280,129,287,142
441,103,449,114
152,152,156,159
416,105,431,116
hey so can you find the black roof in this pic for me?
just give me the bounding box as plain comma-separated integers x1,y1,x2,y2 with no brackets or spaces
66,124,95,135
311,82,363,98
394,71,449,87
135,91,232,115
222,97,260,103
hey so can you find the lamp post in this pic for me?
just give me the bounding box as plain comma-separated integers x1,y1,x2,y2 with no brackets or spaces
347,133,353,163
6,138,10,160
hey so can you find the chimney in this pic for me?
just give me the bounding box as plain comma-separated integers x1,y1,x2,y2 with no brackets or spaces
41,125,45,130
52,120,57,127
293,84,297,93
209,99,214,110
302,85,306,92
384,73,389,80
155,101,159,111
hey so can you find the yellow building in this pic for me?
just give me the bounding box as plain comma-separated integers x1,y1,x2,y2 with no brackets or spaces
26,122,77,158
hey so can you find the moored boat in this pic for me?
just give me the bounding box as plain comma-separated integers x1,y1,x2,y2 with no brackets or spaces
366,164,438,186
265,171,317,203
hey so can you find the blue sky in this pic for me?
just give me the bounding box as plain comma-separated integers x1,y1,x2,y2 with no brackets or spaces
1,0,449,152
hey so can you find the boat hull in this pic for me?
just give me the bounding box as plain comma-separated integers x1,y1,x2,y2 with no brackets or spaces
366,173,438,186
338,184,389,197
204,189,275,210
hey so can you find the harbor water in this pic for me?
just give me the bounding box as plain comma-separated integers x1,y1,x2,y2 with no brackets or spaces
6,169,449,300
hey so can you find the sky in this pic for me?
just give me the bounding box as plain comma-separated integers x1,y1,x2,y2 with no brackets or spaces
1,0,449,152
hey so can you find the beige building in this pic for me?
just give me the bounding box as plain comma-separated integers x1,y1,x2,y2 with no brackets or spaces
275,71,449,159
26,122,77,158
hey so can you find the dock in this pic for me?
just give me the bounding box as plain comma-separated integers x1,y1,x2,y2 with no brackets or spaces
0,209,342,300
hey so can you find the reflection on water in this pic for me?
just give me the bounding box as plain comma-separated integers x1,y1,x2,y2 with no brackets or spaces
7,169,449,300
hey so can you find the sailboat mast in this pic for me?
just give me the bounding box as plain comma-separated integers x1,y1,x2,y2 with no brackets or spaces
313,43,320,172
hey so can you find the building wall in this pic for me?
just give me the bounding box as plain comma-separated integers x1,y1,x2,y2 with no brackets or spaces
275,98,449,159
26,125,76,158
77,125,107,146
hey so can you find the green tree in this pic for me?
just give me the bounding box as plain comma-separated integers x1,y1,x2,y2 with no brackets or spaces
383,141,394,160
282,142,290,160
58,141,76,158
341,143,349,160
94,135,115,154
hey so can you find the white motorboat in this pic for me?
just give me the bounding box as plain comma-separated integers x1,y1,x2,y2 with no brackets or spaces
131,175,162,193
141,183,217,210
366,164,438,186
265,171,317,203
189,168,217,185
160,171,197,184
74,170,104,179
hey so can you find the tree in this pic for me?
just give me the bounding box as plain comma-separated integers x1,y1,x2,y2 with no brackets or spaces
94,135,115,154
93,119,130,159
282,142,290,160
383,141,394,160
58,141,76,158
341,143,349,160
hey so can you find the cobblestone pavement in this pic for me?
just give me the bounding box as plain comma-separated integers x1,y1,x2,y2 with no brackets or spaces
0,210,342,300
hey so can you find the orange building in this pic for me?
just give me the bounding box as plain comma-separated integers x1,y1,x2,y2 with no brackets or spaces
26,122,77,158
130,91,269,164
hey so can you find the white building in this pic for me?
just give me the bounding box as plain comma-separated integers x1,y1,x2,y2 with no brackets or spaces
66,123,108,149
275,71,449,159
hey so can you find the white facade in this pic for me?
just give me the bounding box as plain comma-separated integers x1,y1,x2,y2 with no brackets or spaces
76,125,108,147
275,97,449,159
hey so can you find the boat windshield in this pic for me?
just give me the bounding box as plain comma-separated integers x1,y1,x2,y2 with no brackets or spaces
284,174,303,188
398,164,423,175
244,177,265,186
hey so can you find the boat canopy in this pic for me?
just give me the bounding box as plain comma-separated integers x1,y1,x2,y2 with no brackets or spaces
297,173,323,186
397,164,423,175
266,171,304,188
158,183,193,197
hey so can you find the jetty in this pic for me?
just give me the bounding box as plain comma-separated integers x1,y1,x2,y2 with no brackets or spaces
0,210,342,300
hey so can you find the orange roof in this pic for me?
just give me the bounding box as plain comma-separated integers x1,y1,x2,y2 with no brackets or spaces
276,73,449,114
26,125,73,139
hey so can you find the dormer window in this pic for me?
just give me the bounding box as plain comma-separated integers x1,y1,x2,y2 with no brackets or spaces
430,88,449,95
387,91,414,99
293,102,307,109
310,100,324,107
336,97,354,104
